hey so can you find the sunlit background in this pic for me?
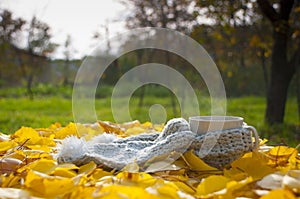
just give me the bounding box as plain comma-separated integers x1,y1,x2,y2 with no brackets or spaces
0,0,127,59
0,0,299,145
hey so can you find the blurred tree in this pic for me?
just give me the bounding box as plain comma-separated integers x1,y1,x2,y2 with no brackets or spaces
0,9,25,42
93,21,111,54
249,18,273,95
18,16,57,99
122,0,196,32
27,16,57,56
0,10,59,95
293,0,300,122
93,22,121,85
62,34,74,86
122,0,196,114
257,0,300,124
124,0,300,124
192,1,273,97
0,9,25,86
193,0,300,124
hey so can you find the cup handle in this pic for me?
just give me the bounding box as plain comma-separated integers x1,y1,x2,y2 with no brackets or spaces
244,125,259,150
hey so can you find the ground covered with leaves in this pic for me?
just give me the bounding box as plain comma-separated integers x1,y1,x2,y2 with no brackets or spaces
0,121,299,199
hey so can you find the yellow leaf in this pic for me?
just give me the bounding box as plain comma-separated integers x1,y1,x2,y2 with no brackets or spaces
26,144,52,152
57,162,79,169
35,128,55,137
98,121,124,134
260,138,268,145
7,121,299,198
196,175,230,196
157,182,180,199
11,127,40,145
224,177,254,198
115,171,157,189
230,152,274,180
153,124,164,132
49,122,61,129
1,173,22,188
122,161,139,172
91,168,112,180
183,150,218,171
224,167,248,181
267,146,298,168
25,170,74,197
0,141,17,152
23,159,56,174
51,167,77,178
117,171,140,182
268,146,296,157
54,122,80,139
67,186,97,199
135,173,158,188
142,121,153,128
78,161,96,174
11,127,55,147
288,153,300,170
173,181,196,195
14,149,53,162
76,123,95,137
97,184,160,199
51,163,79,178
3,152,25,161
121,120,141,129
260,189,296,199
81,126,103,141
125,126,146,136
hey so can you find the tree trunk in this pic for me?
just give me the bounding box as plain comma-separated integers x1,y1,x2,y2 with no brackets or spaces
297,69,300,123
165,51,177,116
138,86,145,107
257,0,296,124
260,48,269,96
265,31,294,124
63,60,69,86
136,51,145,107
27,74,34,100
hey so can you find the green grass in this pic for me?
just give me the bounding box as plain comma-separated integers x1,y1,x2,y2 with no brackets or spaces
0,96,298,146
0,97,73,133
226,97,299,146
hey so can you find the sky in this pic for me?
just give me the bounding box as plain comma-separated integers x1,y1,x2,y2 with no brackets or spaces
0,0,128,59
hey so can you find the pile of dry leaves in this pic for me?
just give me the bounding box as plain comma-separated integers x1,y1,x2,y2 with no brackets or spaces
0,121,299,198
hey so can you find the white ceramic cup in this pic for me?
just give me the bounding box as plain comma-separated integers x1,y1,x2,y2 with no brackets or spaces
189,116,259,149
189,116,243,133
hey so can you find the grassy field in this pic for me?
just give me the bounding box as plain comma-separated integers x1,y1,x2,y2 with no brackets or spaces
0,96,298,145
